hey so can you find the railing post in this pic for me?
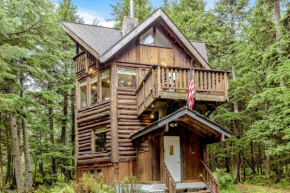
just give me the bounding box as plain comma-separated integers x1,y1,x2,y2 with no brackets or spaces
157,66,161,98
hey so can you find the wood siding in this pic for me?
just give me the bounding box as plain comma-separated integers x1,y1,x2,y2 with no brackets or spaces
113,22,201,68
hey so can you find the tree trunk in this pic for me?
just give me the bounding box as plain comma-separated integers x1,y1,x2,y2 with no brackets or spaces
20,74,33,191
0,128,4,188
61,92,68,145
10,115,24,193
71,89,75,167
232,66,241,183
273,0,282,41
265,101,271,185
49,106,56,175
5,126,12,186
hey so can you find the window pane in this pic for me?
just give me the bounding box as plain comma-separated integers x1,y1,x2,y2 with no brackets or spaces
80,80,87,108
101,69,110,101
140,28,154,46
95,127,106,152
90,75,98,105
156,29,171,48
118,67,137,87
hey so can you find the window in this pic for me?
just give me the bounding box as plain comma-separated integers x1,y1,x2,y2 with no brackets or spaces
90,75,98,105
138,140,149,153
156,29,171,48
93,127,106,153
118,67,137,87
80,80,87,108
140,27,154,46
101,69,110,101
140,27,171,48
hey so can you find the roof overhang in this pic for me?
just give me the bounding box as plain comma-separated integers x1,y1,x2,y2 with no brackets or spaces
130,107,231,141
101,8,211,69
59,22,100,60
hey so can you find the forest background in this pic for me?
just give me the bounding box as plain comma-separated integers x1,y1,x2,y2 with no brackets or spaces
0,0,290,192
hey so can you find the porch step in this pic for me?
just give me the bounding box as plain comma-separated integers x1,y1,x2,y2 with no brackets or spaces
176,182,208,193
140,182,209,193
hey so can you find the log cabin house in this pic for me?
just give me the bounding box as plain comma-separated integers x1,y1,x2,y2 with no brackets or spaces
60,4,231,193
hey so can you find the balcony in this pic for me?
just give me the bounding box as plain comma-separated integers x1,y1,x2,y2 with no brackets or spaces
74,51,97,74
136,66,229,115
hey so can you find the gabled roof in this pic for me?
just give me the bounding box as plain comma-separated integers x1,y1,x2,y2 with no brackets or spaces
60,21,122,59
60,8,210,68
130,107,231,140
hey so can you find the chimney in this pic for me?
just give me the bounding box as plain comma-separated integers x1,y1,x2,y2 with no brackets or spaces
122,0,138,36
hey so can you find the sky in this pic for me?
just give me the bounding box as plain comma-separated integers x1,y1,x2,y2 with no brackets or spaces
53,0,218,27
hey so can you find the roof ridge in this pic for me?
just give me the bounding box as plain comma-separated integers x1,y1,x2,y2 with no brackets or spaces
61,20,121,31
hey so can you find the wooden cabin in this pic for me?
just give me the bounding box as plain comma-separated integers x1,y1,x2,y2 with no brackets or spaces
60,7,231,193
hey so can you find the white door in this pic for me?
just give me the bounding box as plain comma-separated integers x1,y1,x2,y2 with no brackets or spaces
164,136,181,182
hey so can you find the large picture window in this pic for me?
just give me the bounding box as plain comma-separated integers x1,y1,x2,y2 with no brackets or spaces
92,127,106,153
79,80,87,108
90,75,98,105
140,27,171,48
118,67,137,87
101,69,110,101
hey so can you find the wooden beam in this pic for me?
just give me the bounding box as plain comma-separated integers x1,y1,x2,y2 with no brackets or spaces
110,63,119,163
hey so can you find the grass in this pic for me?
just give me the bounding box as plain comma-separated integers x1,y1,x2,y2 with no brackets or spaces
235,184,290,193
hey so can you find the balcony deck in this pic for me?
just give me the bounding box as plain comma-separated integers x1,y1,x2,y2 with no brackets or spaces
136,66,229,115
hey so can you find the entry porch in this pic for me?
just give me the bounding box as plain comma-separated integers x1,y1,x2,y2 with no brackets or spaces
130,108,231,193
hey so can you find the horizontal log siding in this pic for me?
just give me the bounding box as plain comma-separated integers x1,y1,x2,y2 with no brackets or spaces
117,88,151,160
76,101,111,165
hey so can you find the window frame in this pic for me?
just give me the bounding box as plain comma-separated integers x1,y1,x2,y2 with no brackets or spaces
139,27,171,49
90,74,98,106
101,68,111,101
91,127,107,154
117,67,138,88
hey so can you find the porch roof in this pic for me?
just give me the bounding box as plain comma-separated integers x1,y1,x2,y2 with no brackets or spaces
130,107,231,140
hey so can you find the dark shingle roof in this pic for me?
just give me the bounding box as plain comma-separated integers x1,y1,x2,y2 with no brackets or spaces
61,21,123,55
190,41,209,63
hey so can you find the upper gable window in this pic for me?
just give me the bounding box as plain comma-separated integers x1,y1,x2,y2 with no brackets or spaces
140,28,154,46
140,27,171,48
156,29,171,48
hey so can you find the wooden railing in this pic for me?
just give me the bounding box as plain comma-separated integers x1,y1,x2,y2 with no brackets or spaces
74,51,97,73
136,67,156,110
200,160,219,193
162,162,176,193
136,65,229,114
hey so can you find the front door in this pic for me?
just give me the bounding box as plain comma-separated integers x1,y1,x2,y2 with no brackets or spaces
164,136,181,182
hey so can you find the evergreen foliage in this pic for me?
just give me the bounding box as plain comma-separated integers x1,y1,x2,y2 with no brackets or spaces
0,0,290,191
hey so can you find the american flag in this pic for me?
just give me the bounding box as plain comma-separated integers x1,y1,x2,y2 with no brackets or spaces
187,66,195,110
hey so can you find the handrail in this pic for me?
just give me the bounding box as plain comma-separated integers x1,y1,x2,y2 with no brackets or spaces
136,67,153,92
162,162,176,193
200,160,219,193
73,50,85,60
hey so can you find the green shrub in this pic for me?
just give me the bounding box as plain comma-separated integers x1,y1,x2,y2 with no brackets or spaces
214,168,235,190
72,174,115,193
118,175,141,193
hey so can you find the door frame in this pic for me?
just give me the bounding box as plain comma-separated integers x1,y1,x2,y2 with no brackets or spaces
163,135,183,182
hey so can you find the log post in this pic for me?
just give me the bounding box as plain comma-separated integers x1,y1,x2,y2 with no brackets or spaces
110,63,119,163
